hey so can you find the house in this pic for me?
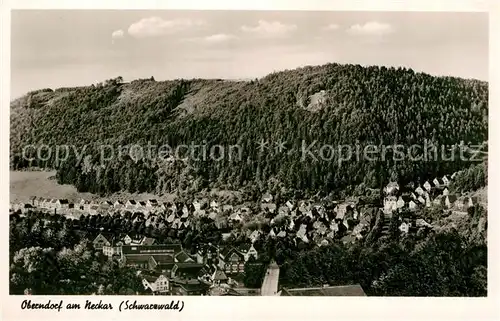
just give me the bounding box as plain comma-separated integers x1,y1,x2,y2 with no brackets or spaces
335,203,349,220
442,187,450,196
399,222,411,234
171,263,206,280
113,200,124,209
210,200,219,209
120,244,183,268
415,218,432,228
78,199,93,212
146,199,159,209
432,178,443,189
268,229,276,238
229,212,242,223
192,200,202,212
417,195,426,206
423,181,434,192
261,203,277,213
396,195,411,209
383,196,398,213
171,278,209,296
442,175,450,186
468,196,478,208
384,182,399,195
277,230,287,238
142,273,170,294
262,193,273,203
415,186,426,196
239,243,258,261
212,270,228,285
286,201,295,211
249,230,261,243
126,200,137,208
445,195,458,209
89,205,99,216
100,201,112,212
219,247,245,274
121,234,133,245
93,233,112,250
407,199,418,211
278,206,290,216
56,199,70,209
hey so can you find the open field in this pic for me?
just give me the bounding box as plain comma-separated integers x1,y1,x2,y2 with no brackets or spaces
9,170,176,204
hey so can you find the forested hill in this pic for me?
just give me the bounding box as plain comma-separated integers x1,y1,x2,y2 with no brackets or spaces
10,63,488,196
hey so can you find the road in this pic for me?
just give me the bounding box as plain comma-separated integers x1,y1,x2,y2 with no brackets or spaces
261,261,280,296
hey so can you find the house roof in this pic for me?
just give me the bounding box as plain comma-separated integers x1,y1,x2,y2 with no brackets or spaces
124,255,152,264
212,270,228,281
281,284,366,296
175,263,205,277
150,254,175,264
142,237,156,246
175,250,194,263
121,244,182,255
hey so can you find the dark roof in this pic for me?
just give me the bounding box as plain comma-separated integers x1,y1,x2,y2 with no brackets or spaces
175,250,194,263
151,255,175,264
121,244,182,255
238,243,252,252
58,199,69,204
220,246,244,259
124,255,152,264
213,270,228,281
175,263,205,277
128,200,137,205
281,284,366,296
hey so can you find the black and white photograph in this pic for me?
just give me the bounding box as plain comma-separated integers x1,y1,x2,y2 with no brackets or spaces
6,6,490,301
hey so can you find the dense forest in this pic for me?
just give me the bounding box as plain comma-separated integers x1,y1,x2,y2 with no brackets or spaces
10,63,488,196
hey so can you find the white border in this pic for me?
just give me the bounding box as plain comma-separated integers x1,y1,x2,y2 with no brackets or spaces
1,1,498,321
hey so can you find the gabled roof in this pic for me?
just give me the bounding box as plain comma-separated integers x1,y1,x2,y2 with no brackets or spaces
175,250,194,263
212,269,228,281
174,263,206,278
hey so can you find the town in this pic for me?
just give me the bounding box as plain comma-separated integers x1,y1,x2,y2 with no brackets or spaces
9,172,481,296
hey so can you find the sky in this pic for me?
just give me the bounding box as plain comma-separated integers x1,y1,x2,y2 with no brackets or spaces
10,10,488,99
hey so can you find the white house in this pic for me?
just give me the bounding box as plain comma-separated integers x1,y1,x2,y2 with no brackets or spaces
399,222,411,234
423,181,433,192
142,274,170,294
384,182,400,195
415,186,426,196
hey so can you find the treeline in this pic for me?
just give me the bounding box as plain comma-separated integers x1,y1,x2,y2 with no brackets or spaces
279,205,487,296
450,162,487,193
10,63,488,195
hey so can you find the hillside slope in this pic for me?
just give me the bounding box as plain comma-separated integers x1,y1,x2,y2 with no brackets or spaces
10,63,488,196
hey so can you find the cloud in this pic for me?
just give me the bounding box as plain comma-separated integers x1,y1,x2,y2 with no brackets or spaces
127,17,205,38
181,33,238,46
241,20,297,38
324,24,340,31
203,33,238,44
111,29,125,39
347,21,394,36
